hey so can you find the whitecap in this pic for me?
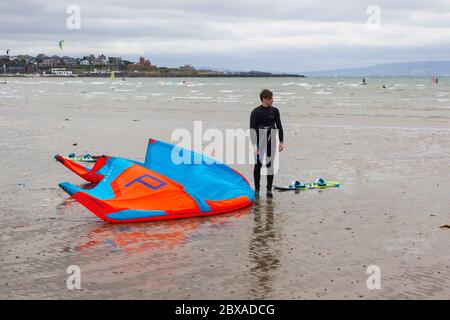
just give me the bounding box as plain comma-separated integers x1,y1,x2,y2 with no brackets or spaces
172,96,211,100
314,91,333,95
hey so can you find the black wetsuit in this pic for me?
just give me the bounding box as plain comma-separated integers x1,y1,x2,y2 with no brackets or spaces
250,105,284,191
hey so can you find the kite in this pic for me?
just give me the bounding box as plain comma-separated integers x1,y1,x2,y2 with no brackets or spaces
59,40,64,50
56,139,254,223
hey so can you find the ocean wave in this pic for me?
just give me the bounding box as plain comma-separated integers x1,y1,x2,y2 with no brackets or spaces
314,91,333,95
172,96,212,100
216,97,241,100
282,82,323,87
214,99,239,103
220,89,240,93
12,81,51,85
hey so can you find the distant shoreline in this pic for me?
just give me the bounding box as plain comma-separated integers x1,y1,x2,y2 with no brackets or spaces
4,74,448,79
2,73,305,78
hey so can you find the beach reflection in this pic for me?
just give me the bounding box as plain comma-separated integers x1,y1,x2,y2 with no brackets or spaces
248,198,281,299
74,206,251,255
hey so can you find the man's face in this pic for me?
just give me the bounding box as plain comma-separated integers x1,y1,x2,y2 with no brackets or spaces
262,97,273,105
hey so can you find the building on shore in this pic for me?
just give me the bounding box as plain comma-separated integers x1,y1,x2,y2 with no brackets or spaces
132,57,156,67
48,68,73,76
96,54,108,65
41,56,61,67
25,63,38,74
179,64,196,71
108,57,122,71
5,64,26,74
62,56,78,67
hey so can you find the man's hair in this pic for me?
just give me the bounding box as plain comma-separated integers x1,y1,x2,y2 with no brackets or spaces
260,89,273,101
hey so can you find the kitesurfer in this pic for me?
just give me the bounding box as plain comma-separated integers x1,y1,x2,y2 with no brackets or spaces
250,89,284,198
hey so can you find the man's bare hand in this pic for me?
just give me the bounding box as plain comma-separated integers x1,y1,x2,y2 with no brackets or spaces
279,143,284,152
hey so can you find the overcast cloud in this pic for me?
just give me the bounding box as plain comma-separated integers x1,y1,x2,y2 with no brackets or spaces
1,0,450,72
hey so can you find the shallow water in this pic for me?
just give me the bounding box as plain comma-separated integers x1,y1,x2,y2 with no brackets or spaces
1,77,449,299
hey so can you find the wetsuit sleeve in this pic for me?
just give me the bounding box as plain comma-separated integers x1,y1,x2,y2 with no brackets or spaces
275,108,284,143
250,109,258,146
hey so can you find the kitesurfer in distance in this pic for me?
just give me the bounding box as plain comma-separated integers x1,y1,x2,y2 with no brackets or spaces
361,78,367,85
250,89,284,198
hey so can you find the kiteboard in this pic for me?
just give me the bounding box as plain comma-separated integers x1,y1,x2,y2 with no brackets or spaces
274,178,341,191
62,153,102,163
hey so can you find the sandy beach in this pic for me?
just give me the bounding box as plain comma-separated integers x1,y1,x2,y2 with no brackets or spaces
1,77,449,299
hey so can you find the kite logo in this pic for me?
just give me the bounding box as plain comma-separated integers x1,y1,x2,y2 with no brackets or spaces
125,174,167,190
66,5,81,30
66,265,81,290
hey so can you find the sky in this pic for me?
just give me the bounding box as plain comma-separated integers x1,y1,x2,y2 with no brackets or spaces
1,0,450,72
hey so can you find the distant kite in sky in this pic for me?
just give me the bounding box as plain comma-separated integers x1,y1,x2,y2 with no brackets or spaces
6,49,10,55
59,40,65,50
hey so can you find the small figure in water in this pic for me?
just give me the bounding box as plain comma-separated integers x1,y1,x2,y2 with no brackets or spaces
361,78,367,85
382,84,386,89
432,76,438,84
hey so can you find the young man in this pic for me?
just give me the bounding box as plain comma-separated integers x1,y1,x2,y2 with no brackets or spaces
250,89,284,198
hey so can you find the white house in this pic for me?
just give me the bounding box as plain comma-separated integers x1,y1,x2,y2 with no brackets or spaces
51,68,73,76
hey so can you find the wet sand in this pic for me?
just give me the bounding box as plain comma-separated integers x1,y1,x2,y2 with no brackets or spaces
1,78,449,299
